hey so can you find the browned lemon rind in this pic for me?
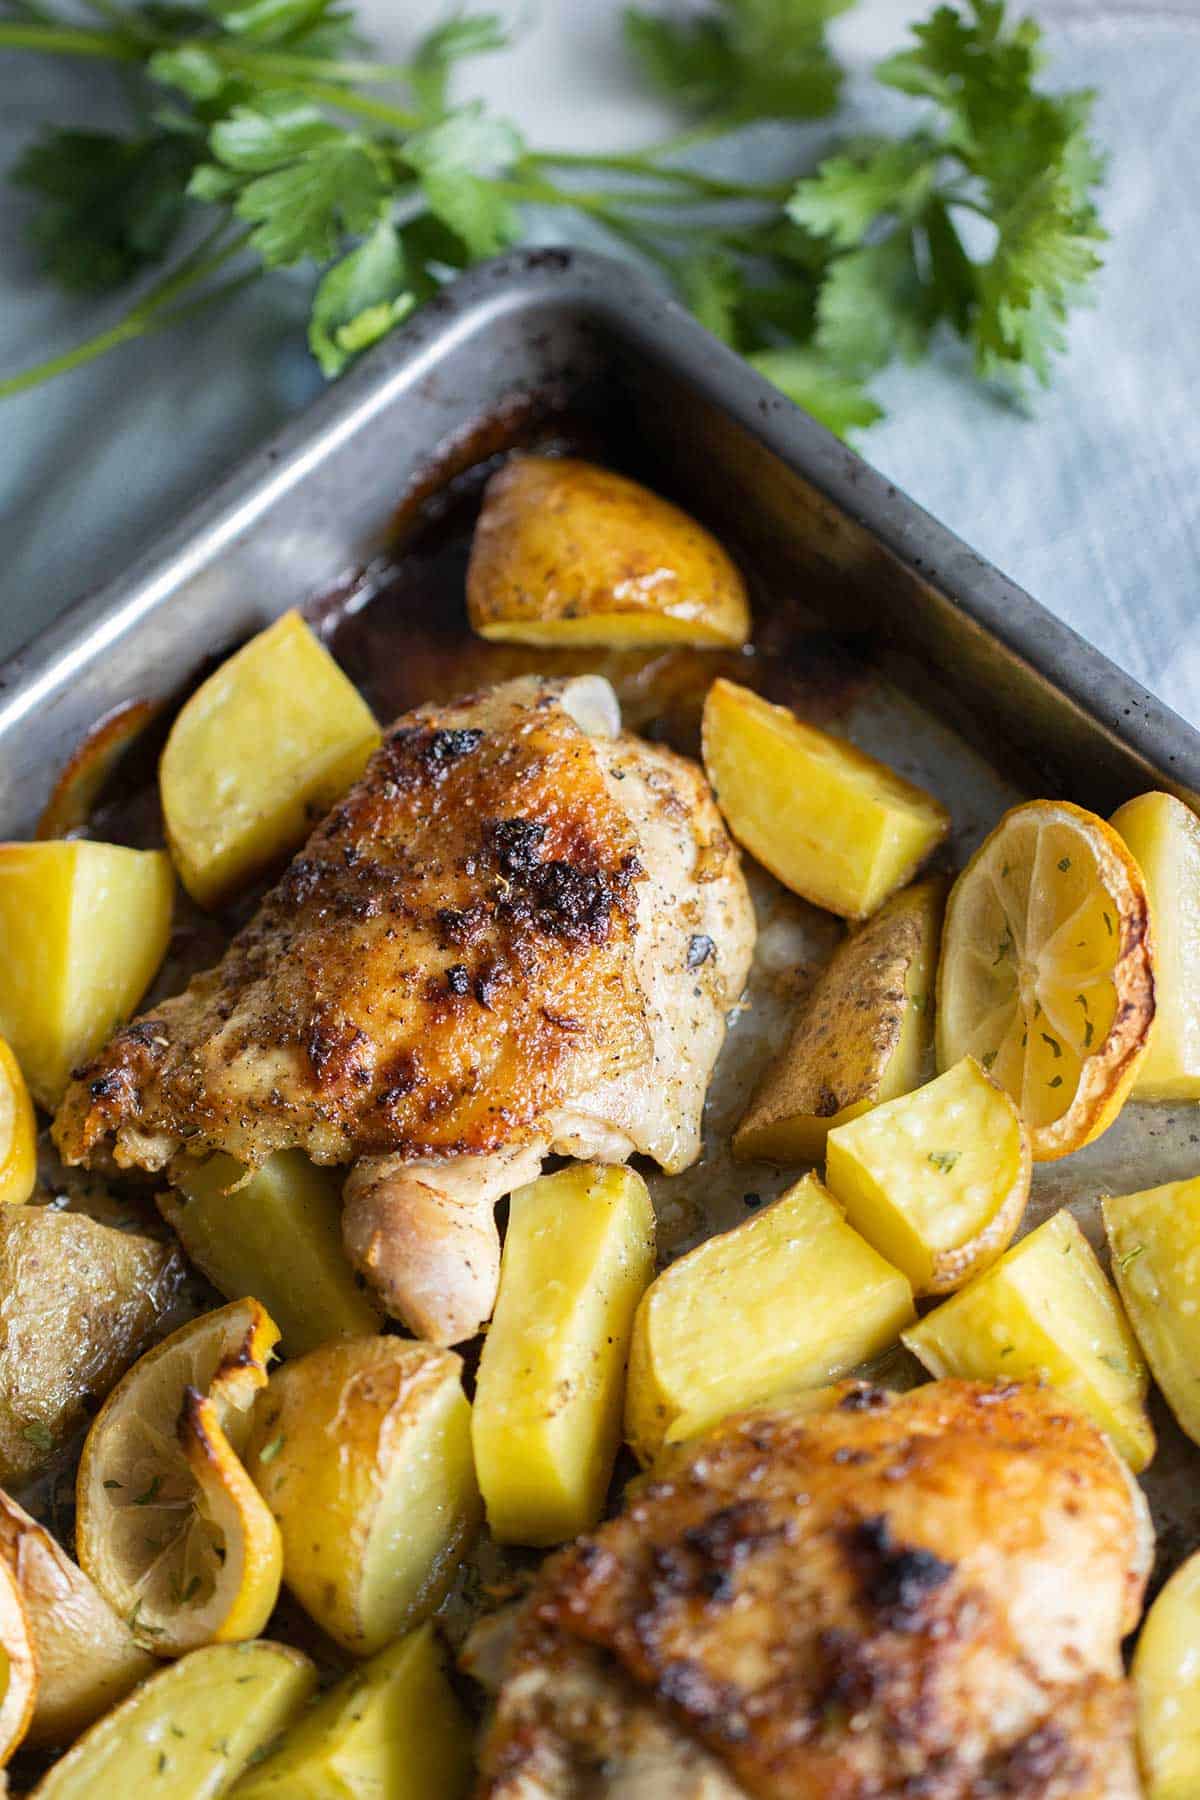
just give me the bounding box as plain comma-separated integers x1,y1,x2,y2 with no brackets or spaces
936,799,1154,1161
0,1489,154,1748
466,456,751,649
735,877,944,1163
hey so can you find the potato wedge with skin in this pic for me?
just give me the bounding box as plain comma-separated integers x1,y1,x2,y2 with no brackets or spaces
0,1206,181,1486
246,1336,481,1657
1111,791,1200,1100
30,1640,317,1799
1103,1175,1200,1447
702,679,950,919
0,1489,155,1748
825,1055,1031,1295
624,1172,914,1465
0,1553,36,1767
734,878,944,1164
1133,1547,1200,1800
0,1039,36,1208
160,1151,382,1357
230,1624,474,1800
0,840,173,1107
160,610,380,909
466,456,751,649
473,1163,656,1546
903,1209,1154,1471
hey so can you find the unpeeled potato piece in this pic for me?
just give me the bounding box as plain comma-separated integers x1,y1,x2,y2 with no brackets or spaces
735,877,943,1164
30,1640,317,1799
825,1055,1031,1295
702,678,950,920
160,609,380,909
0,1206,182,1486
246,1336,481,1657
466,456,752,648
160,1151,382,1357
0,1489,154,1748
230,1624,474,1800
0,839,174,1108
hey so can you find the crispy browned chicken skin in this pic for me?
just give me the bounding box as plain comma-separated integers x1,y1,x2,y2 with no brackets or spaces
478,1380,1152,1799
54,675,753,1342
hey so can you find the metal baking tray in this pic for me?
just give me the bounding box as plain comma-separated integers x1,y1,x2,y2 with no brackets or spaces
3,245,1200,1589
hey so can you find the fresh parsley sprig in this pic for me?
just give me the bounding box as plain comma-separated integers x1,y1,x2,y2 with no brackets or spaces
0,0,1106,434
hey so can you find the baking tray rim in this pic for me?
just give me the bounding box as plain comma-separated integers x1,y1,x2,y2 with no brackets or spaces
1,244,1196,801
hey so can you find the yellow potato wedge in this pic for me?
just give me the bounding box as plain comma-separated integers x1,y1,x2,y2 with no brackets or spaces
0,840,173,1108
160,1151,382,1357
160,610,380,909
735,878,943,1163
1133,1546,1200,1800
246,1336,481,1657
624,1172,914,1465
473,1163,656,1546
1111,791,1200,1100
903,1209,1154,1471
0,1489,154,1749
1103,1175,1200,1447
230,1623,473,1800
702,678,950,919
0,1552,36,1767
30,1640,317,1799
824,1055,1031,1295
466,455,751,648
77,1298,283,1654
0,1206,181,1486
0,1038,36,1208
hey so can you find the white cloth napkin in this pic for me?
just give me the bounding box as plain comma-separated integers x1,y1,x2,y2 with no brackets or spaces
1,0,1198,734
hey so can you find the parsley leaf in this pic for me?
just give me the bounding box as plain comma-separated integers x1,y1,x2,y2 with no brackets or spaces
407,13,509,116
197,94,392,265
747,348,883,436
624,0,853,124
401,104,523,258
309,219,414,375
13,129,195,293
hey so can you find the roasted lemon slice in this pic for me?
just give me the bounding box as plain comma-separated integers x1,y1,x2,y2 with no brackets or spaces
0,1553,36,1764
936,800,1154,1160
77,1298,282,1655
0,1037,35,1207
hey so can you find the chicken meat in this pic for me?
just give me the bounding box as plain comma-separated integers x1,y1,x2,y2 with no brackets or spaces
53,673,754,1342
477,1379,1152,1799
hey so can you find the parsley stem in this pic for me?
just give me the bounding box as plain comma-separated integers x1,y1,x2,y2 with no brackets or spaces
0,20,141,59
525,150,791,204
0,225,251,399
199,42,423,92
257,76,418,131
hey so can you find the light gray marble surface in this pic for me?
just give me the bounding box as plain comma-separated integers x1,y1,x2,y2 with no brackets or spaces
2,0,1199,728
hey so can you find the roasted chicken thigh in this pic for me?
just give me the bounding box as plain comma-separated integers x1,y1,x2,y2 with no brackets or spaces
478,1380,1152,1799
54,674,754,1342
